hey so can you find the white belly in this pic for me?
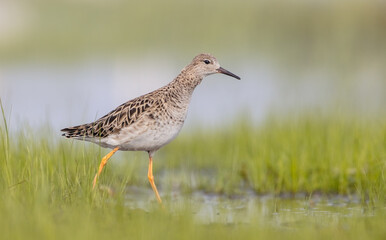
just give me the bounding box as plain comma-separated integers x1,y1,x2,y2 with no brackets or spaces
97,119,185,152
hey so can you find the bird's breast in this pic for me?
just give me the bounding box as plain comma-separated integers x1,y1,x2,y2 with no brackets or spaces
100,110,187,152
119,119,185,151
97,94,191,152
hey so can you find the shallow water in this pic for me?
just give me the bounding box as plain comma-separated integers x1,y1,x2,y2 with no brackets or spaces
123,185,376,226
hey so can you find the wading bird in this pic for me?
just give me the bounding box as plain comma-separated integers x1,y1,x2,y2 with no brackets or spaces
61,53,240,203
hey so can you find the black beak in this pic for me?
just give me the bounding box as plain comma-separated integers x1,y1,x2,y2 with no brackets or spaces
217,67,241,80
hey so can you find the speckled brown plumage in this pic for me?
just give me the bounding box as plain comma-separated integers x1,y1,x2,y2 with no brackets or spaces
61,97,155,138
61,53,240,203
61,54,240,142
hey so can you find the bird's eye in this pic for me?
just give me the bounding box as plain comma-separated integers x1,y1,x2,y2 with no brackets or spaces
203,60,211,64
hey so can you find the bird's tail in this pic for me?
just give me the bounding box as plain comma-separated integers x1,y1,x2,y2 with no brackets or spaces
61,123,92,138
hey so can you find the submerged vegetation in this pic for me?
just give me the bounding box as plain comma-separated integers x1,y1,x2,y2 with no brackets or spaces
1,109,385,239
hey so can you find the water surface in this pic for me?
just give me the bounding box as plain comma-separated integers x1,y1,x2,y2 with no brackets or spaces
1,57,384,132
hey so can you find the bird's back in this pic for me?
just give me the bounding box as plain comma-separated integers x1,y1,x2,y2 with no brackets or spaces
61,80,193,151
61,91,158,139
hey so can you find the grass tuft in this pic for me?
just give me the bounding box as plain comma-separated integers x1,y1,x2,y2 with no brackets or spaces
0,111,385,239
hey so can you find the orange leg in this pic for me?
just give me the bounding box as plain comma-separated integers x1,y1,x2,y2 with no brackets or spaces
148,156,162,204
92,147,119,189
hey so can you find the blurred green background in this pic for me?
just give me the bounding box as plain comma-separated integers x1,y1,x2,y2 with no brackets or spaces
0,1,385,239
1,0,385,129
2,0,386,68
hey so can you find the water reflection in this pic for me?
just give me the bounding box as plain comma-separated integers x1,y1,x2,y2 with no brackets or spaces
1,57,384,132
123,185,373,226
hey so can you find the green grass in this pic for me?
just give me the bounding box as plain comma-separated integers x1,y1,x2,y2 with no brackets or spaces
0,110,385,239
164,115,385,201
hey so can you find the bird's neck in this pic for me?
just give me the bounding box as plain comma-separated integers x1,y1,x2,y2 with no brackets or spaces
169,68,203,96
159,68,203,111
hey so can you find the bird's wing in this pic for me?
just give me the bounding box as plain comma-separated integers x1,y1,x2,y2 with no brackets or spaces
61,95,157,139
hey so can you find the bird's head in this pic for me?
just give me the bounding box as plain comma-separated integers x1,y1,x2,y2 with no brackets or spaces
186,53,241,80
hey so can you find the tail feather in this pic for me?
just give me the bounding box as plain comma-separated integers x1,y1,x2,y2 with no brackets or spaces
61,120,110,138
61,124,92,138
